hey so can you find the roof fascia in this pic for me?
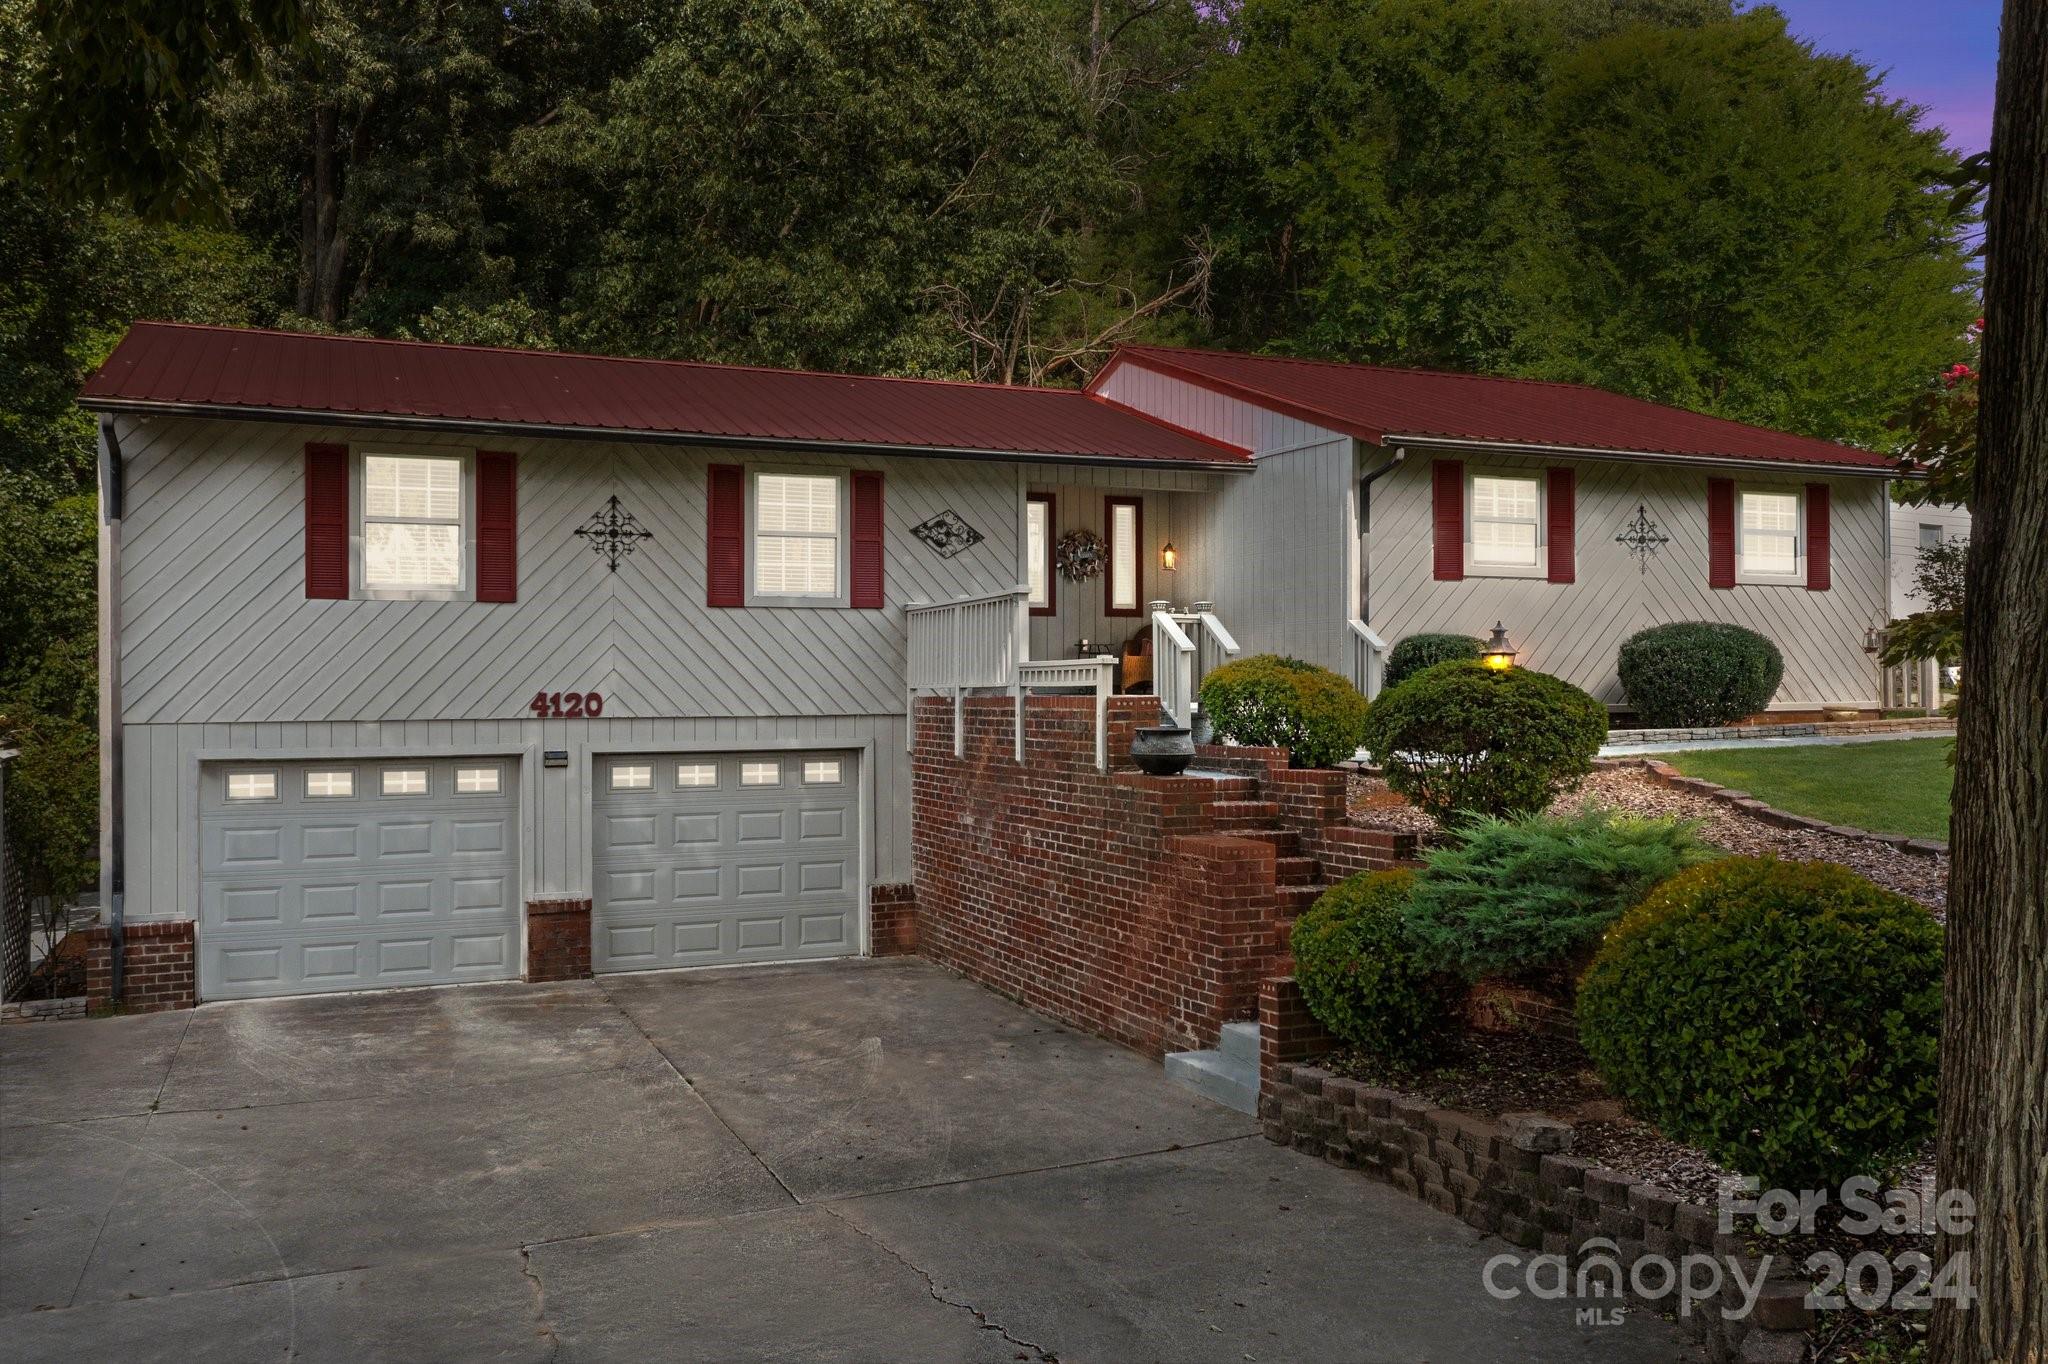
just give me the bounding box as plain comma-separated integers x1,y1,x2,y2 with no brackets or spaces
1379,433,1896,479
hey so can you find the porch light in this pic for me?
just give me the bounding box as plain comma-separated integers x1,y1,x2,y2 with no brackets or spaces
1160,541,1178,573
1480,622,1517,671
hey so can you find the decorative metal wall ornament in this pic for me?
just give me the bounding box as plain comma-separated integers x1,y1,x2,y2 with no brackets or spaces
910,509,984,559
1614,503,1671,574
1055,527,1108,582
574,496,654,571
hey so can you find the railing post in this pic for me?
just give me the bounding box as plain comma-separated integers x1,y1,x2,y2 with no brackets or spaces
1094,658,1111,772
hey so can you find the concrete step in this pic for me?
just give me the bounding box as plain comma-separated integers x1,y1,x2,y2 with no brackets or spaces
1163,1045,1258,1115
1218,1020,1260,1067
1274,855,1320,885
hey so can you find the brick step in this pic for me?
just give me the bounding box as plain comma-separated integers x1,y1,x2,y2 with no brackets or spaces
1206,799,1280,825
1224,827,1302,856
1190,776,1261,798
1278,884,1327,913
1274,856,1320,886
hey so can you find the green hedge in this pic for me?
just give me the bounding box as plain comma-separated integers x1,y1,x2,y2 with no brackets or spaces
1617,622,1785,727
1357,661,1608,823
1577,857,1942,1189
1290,871,1457,1064
1384,633,1484,691
1403,806,1716,978
1199,654,1369,768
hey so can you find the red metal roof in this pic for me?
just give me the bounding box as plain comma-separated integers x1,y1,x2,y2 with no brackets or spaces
1096,345,1892,471
80,323,1250,466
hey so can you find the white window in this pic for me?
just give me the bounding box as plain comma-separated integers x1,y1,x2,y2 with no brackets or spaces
610,763,653,791
305,769,355,798
1469,473,1541,572
1026,496,1053,612
226,771,277,801
1918,523,1942,551
1739,489,1803,580
363,454,464,590
381,768,429,796
802,759,841,785
753,472,841,599
1106,498,1141,613
741,761,781,786
675,762,718,788
455,766,501,794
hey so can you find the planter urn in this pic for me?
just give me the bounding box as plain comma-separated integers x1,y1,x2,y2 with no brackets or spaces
1131,718,1196,775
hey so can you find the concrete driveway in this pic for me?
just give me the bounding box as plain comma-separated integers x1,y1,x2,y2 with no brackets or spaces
1,959,1697,1362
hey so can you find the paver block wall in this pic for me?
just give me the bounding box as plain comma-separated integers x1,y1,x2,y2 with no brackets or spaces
912,695,1301,1056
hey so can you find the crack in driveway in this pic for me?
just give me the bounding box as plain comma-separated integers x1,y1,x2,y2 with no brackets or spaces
818,1202,1059,1362
516,1245,562,1363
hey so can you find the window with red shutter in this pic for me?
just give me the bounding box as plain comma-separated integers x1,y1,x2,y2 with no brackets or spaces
706,465,745,607
476,451,517,602
304,442,349,599
1707,478,1737,589
1546,467,1575,583
850,470,884,608
1805,483,1831,591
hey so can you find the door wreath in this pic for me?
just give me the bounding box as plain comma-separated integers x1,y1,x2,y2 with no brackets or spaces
1055,528,1108,582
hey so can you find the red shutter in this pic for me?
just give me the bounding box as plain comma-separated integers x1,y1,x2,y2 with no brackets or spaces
706,464,745,607
475,451,517,602
1805,483,1831,591
1707,478,1736,589
1432,459,1464,582
304,442,349,599
1546,467,1575,584
850,470,884,608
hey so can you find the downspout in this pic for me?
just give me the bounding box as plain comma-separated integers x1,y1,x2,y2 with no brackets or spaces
1355,447,1406,626
97,417,125,1003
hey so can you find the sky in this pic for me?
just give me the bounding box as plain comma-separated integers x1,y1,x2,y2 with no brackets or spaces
1757,0,2002,154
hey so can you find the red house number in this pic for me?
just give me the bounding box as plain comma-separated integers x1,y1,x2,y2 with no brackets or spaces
530,691,604,719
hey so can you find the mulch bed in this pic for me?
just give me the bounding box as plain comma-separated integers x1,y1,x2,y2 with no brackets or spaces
17,932,87,1001
1346,765,1949,916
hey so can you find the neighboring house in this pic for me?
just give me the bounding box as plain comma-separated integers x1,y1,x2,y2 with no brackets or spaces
78,323,1895,1004
1887,494,1970,617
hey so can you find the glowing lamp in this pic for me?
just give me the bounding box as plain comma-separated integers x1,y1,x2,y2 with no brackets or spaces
1160,541,1178,572
1480,622,1517,671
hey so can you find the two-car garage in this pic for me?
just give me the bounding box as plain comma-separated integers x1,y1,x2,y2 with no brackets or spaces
195,749,863,1001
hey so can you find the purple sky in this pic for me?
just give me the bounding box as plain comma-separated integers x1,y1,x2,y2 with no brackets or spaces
1755,0,2002,153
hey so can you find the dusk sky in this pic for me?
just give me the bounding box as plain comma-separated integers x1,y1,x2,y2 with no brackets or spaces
1758,0,2003,154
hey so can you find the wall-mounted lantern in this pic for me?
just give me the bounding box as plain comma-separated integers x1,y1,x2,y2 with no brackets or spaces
1480,621,1518,672
1160,540,1178,573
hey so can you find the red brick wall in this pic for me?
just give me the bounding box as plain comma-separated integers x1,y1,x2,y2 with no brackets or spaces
1312,825,1421,880
869,883,918,956
1258,975,1341,1099
912,694,1300,1055
83,921,195,1012
525,898,592,982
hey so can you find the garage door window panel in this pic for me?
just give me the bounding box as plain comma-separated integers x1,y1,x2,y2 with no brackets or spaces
610,763,654,791
305,769,355,798
675,762,718,788
455,766,501,794
382,768,429,796
741,761,782,786
227,771,277,802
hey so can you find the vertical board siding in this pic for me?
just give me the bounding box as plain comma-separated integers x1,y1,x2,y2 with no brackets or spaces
1368,454,1887,707
1887,495,1970,615
1094,363,1344,454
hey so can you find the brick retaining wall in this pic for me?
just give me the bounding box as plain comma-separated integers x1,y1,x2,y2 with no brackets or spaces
869,883,919,956
83,921,195,1013
525,898,592,982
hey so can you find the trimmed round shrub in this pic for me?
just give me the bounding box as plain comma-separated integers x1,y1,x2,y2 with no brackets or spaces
1384,633,1484,690
1577,857,1942,1189
1199,654,1370,768
1403,806,1717,979
1290,871,1457,1064
1357,661,1607,824
1617,622,1785,727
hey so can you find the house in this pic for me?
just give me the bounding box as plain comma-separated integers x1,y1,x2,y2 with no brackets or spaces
1888,495,1970,617
78,323,1896,1005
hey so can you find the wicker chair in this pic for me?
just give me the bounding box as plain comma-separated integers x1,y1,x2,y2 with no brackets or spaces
1119,624,1153,694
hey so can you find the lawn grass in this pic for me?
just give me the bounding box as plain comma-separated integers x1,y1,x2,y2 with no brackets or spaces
1661,737,1953,841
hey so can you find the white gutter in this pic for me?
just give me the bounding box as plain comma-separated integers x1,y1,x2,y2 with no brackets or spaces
1377,433,1900,480
75,399,1258,475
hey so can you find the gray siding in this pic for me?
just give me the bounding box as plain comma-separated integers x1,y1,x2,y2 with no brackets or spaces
1367,453,1888,707
1094,363,1342,454
1887,494,1969,617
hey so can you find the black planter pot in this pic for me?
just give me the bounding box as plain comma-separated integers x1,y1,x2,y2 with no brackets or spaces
1131,720,1196,775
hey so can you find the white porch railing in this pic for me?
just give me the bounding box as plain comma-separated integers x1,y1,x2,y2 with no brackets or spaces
906,588,1029,758
1150,600,1241,728
1347,619,1389,699
1880,655,1947,715
1017,656,1118,769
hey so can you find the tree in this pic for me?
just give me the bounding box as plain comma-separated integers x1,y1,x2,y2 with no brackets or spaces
1880,534,1966,669
1929,0,2048,1356
1511,9,1980,448
1893,317,1983,509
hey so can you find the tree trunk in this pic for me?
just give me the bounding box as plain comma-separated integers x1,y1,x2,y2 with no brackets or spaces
1930,3,2048,1360
305,103,347,326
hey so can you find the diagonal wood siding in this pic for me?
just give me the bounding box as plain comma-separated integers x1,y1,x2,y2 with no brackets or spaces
1367,452,1888,707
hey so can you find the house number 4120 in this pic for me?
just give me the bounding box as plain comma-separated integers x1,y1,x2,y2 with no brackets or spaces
530,691,604,719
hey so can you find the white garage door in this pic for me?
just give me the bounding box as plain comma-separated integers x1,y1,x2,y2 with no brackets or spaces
198,758,520,1000
592,751,860,971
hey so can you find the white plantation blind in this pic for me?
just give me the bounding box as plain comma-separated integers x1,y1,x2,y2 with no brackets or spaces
755,473,840,596
364,454,463,588
1470,474,1539,567
1109,501,1139,611
1741,491,1800,576
1026,498,1050,608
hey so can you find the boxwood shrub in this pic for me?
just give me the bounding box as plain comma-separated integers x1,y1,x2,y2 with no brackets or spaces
1290,871,1457,1064
1384,633,1484,691
1199,654,1370,768
1357,661,1608,823
1577,857,1942,1189
1403,807,1717,979
1617,622,1785,727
